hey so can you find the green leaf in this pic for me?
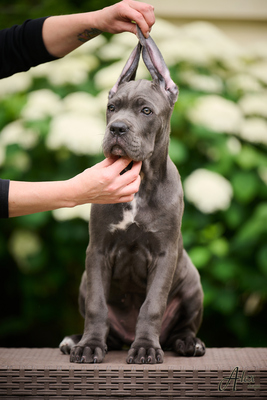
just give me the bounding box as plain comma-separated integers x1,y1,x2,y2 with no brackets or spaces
169,138,188,164
257,246,267,276
236,145,267,170
213,288,237,315
209,238,229,257
235,203,267,245
231,171,259,203
224,202,246,229
188,246,211,269
211,259,238,282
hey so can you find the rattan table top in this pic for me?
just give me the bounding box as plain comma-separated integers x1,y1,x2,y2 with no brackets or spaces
0,347,266,370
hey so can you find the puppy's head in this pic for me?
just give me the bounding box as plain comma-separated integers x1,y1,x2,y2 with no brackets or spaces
103,79,172,161
102,27,178,162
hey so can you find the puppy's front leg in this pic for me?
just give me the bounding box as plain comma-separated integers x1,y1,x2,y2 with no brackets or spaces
70,248,110,363
127,250,177,364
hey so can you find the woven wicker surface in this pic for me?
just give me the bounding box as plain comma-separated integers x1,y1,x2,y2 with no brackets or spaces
0,347,266,369
0,348,266,399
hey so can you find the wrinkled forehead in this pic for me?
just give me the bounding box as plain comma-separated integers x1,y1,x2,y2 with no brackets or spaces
111,80,170,110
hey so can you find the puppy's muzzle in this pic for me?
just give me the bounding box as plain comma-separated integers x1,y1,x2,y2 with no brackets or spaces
109,121,129,157
110,121,129,136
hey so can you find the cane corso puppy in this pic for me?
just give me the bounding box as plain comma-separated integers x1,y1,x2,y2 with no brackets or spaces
60,26,205,364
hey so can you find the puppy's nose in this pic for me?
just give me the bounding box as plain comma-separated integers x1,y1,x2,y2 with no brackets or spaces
110,122,129,136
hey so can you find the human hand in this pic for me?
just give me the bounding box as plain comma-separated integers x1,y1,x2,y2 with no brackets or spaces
69,157,142,205
96,0,155,38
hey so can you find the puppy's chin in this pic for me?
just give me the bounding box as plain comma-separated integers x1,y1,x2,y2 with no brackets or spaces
110,145,127,157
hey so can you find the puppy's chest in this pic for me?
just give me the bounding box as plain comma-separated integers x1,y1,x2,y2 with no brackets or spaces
106,196,160,283
109,197,139,233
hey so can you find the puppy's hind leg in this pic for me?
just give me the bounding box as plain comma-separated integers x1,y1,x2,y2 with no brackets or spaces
59,334,82,355
170,251,205,357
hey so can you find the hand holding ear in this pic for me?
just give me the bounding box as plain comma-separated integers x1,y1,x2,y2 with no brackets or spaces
97,0,155,38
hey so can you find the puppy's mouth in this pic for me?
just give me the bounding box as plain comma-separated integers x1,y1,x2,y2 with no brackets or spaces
111,144,127,157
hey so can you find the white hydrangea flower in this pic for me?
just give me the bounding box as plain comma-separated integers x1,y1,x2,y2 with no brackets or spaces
187,95,243,134
180,71,223,93
48,58,90,86
0,72,32,98
21,89,63,120
94,60,148,90
226,74,262,94
94,60,126,90
238,118,267,145
109,31,139,48
47,112,104,155
148,18,181,43
31,56,97,86
160,37,212,67
238,92,267,118
52,203,91,222
249,61,267,85
184,169,233,213
97,41,134,61
8,230,42,261
227,137,242,155
63,92,103,116
248,41,267,60
0,120,38,149
174,21,247,69
8,151,31,172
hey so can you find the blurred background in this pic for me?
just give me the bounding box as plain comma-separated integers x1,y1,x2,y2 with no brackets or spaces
0,0,267,349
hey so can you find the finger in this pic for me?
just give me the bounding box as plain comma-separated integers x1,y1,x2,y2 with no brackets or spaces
94,156,120,169
118,174,141,198
108,157,134,175
126,0,155,36
117,161,142,187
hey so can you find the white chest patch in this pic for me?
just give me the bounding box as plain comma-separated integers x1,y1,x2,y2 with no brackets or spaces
109,197,138,232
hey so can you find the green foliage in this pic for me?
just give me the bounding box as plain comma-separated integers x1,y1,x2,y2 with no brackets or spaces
1,7,267,349
0,0,114,28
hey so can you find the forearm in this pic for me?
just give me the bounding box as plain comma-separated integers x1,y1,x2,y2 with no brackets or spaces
7,158,142,218
42,12,102,58
8,180,75,218
42,1,155,58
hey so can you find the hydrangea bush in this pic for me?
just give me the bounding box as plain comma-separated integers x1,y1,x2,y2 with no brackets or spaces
0,19,267,347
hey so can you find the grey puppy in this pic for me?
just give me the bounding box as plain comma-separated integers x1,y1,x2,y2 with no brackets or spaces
60,27,205,364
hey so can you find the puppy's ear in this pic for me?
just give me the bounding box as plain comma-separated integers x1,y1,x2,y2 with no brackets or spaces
109,43,142,99
137,26,178,107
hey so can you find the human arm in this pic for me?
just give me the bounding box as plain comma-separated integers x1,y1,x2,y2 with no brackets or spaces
42,0,155,58
4,157,141,218
0,0,154,79
0,17,57,79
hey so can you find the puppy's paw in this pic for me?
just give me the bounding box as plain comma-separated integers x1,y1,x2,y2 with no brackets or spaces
127,346,164,364
70,343,107,364
59,334,82,355
174,336,205,357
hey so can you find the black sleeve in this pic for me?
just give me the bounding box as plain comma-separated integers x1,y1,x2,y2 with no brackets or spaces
0,179,10,218
0,17,58,79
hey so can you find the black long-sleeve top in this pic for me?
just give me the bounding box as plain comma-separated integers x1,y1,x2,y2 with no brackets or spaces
0,17,58,218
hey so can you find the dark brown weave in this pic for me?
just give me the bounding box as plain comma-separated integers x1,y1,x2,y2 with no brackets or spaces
0,348,266,399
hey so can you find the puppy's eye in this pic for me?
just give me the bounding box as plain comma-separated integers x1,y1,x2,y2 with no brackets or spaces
108,104,115,112
141,107,152,115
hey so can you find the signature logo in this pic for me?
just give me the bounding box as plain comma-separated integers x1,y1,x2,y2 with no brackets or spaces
218,366,259,392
